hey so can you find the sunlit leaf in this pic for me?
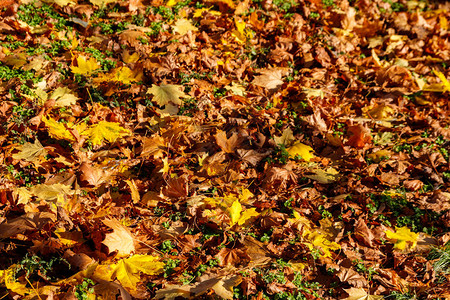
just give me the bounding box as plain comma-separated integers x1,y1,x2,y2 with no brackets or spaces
343,288,383,300
71,55,100,75
83,121,131,146
102,218,136,257
228,200,242,225
12,140,47,162
112,255,164,292
147,84,188,106
287,142,315,161
50,87,79,107
172,19,198,35
385,226,419,251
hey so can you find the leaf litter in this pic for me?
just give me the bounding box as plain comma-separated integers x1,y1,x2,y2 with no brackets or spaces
0,0,449,299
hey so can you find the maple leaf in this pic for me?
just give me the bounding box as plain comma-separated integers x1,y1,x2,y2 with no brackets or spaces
102,218,136,257
274,128,295,146
95,66,143,84
42,116,76,141
215,130,241,153
112,255,164,292
287,142,315,161
304,167,339,184
228,200,259,226
71,55,100,75
30,183,74,202
252,68,285,90
12,140,47,162
384,226,419,251
147,84,188,106
50,87,79,107
172,19,198,35
83,121,131,146
0,265,31,296
125,179,140,203
343,288,383,300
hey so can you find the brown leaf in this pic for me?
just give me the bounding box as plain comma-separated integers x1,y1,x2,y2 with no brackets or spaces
337,267,368,288
347,124,372,149
354,219,375,248
162,177,188,199
215,130,241,153
216,247,250,267
252,68,287,91
237,149,269,166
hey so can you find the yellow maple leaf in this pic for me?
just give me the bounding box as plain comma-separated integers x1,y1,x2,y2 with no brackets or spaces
385,226,419,251
42,116,76,141
433,69,450,92
71,55,100,75
228,200,259,226
172,19,198,35
229,200,242,225
159,157,170,174
287,142,315,161
112,255,164,292
12,140,47,162
231,18,250,44
0,265,31,296
303,229,340,258
147,84,188,106
95,66,143,84
83,121,130,146
89,0,116,7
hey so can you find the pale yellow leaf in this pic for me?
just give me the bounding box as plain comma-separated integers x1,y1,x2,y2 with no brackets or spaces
274,128,294,146
305,167,339,184
343,288,383,300
50,87,79,107
102,218,135,257
89,0,116,7
30,183,73,202
12,140,47,162
172,19,198,35
147,84,188,106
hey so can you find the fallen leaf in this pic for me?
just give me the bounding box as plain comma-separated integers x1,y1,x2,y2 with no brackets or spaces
172,19,198,35
102,218,135,257
83,121,131,146
343,288,383,300
147,84,188,106
252,68,286,90
12,140,47,162
385,226,419,251
274,128,294,146
112,255,164,292
50,87,79,107
71,55,100,75
287,142,315,161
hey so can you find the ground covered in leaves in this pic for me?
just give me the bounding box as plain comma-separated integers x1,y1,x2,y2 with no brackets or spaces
0,0,449,299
